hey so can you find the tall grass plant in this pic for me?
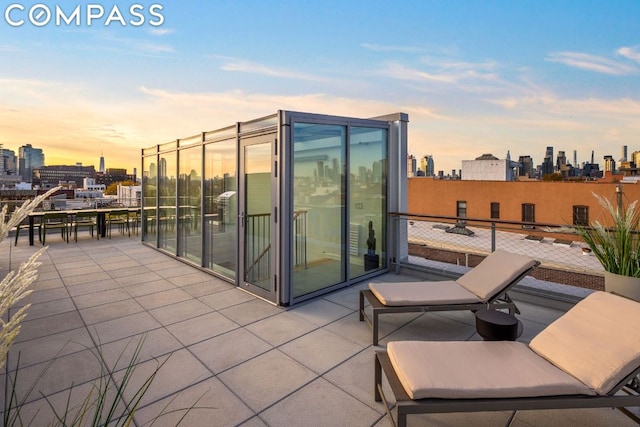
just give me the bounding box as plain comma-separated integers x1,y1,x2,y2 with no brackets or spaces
575,192,640,277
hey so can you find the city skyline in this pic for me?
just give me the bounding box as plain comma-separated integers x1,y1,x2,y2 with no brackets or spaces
1,1,638,174
409,143,637,176
0,142,129,174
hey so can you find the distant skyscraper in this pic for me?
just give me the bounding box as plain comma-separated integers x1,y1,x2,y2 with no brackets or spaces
541,146,554,175
573,150,577,167
603,155,616,173
0,146,17,175
556,151,567,170
18,144,44,182
99,152,105,173
518,155,534,178
407,155,417,177
621,145,628,162
420,155,435,177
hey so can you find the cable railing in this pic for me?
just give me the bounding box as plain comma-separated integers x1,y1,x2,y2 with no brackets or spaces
390,212,606,292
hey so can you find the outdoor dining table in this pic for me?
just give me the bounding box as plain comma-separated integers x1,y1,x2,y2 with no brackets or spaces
26,207,140,245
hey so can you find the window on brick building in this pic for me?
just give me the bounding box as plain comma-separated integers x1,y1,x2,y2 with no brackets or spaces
456,201,467,219
490,202,500,219
573,205,589,226
522,203,535,223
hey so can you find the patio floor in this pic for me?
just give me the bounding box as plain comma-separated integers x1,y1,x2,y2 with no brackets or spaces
1,232,637,426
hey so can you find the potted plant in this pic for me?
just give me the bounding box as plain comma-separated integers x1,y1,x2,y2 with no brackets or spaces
574,191,640,301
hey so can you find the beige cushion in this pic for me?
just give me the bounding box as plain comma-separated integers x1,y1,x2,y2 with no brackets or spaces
530,291,640,395
387,341,594,400
456,250,538,301
369,281,481,306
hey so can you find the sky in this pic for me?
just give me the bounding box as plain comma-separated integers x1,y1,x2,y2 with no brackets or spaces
1,0,639,175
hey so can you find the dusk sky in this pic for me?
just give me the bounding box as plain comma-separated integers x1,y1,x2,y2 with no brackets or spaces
1,1,639,175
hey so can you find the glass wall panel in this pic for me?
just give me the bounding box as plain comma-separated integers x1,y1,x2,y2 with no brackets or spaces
349,127,387,279
240,114,278,133
142,146,158,156
158,151,177,252
204,139,237,279
243,141,273,291
177,145,202,264
178,134,202,147
142,155,157,246
159,141,177,151
292,123,346,298
204,126,236,142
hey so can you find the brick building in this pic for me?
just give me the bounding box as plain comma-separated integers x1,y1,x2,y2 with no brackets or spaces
408,178,640,230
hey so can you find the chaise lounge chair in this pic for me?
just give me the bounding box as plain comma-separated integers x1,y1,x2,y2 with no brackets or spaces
374,291,640,427
359,250,540,345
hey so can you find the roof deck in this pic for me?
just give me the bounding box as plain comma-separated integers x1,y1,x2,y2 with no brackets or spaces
1,234,637,426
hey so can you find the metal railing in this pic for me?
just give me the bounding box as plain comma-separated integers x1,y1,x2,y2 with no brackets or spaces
293,210,308,271
390,212,605,291
245,213,271,283
244,210,309,282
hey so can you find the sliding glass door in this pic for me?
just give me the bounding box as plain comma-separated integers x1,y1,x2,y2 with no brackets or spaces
292,123,346,298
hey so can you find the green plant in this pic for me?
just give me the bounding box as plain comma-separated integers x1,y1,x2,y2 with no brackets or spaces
574,192,640,277
3,336,184,427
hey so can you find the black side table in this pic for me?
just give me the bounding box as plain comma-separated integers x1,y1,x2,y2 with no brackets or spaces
475,309,523,341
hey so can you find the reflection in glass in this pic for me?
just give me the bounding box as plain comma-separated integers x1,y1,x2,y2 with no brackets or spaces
349,127,387,278
292,123,346,298
158,151,177,252
204,139,237,279
142,156,157,246
178,145,202,263
243,142,272,291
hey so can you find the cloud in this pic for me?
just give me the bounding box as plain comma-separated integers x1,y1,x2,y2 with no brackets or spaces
546,52,636,75
617,46,640,63
137,86,394,119
149,28,174,36
361,43,425,53
0,45,19,52
375,62,457,83
96,32,175,56
133,41,174,54
492,93,640,118
374,56,508,88
219,59,329,82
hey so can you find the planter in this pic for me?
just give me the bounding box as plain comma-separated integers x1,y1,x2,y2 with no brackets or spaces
604,271,640,302
364,254,379,271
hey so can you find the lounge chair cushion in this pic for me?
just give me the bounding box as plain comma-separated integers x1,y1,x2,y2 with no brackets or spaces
387,341,594,400
530,291,640,395
369,281,481,306
456,250,538,301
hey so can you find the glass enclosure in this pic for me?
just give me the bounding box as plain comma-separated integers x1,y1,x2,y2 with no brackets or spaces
141,110,408,306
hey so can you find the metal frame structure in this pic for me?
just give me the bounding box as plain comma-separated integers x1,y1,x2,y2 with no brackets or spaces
141,110,409,306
